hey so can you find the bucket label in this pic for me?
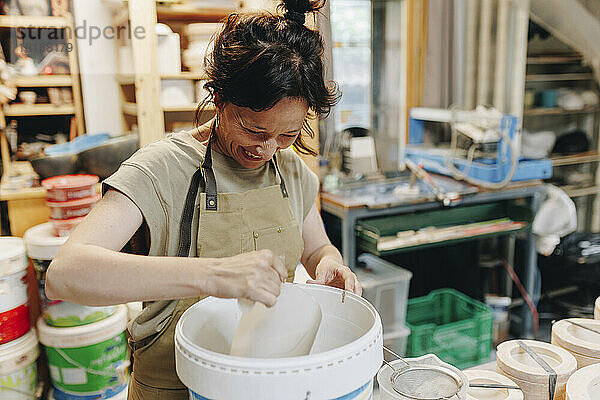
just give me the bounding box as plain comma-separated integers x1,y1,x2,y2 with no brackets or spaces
0,304,30,345
0,363,37,400
44,332,129,395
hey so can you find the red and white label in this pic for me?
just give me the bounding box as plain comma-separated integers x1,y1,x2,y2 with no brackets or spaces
0,304,30,345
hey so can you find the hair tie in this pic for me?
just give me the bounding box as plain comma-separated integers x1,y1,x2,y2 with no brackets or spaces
285,11,306,25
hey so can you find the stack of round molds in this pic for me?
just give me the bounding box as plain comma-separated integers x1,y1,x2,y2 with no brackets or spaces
595,296,600,320
25,222,117,328
464,370,523,400
551,318,600,369
497,340,577,400
565,363,600,400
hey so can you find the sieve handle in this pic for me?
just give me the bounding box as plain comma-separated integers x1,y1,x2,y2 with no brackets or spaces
382,345,410,368
469,383,522,390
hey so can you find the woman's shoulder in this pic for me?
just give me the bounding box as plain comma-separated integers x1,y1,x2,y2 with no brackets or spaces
123,130,206,172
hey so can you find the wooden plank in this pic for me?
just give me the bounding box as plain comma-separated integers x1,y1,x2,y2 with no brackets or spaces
0,187,47,201
156,5,236,22
561,185,600,198
526,73,594,82
527,54,583,64
551,151,600,166
524,106,600,116
66,12,86,136
4,104,75,116
0,15,68,28
14,75,73,87
122,101,138,116
130,0,164,146
161,72,207,80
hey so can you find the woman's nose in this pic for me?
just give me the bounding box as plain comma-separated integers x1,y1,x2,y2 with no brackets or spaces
256,138,278,158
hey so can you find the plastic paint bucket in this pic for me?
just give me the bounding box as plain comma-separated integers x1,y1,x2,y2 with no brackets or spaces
37,305,129,399
0,237,30,345
0,329,39,400
25,223,117,327
175,283,383,400
49,383,129,400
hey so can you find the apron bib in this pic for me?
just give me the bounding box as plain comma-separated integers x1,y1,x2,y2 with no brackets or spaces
127,133,304,399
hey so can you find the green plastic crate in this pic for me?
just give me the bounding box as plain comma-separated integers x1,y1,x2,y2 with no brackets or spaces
405,289,493,369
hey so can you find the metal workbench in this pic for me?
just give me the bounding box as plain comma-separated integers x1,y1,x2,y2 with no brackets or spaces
321,179,545,338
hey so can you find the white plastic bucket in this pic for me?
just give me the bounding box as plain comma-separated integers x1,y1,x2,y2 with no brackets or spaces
0,237,30,345
377,354,468,400
566,363,600,400
0,329,39,400
37,305,129,399
25,223,117,327
175,283,383,400
49,383,129,400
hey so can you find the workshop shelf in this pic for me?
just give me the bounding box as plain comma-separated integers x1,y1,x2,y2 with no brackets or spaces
405,289,493,369
355,201,533,255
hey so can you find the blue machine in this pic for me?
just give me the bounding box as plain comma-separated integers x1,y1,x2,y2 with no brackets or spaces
404,107,552,185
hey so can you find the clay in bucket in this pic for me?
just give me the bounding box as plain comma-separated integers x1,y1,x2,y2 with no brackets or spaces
230,284,322,358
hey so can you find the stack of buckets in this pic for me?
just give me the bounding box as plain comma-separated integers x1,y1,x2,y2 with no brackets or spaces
0,237,40,399
24,222,130,399
42,175,101,237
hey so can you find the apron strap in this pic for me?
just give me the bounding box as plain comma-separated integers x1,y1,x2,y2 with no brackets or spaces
177,167,204,257
272,154,289,198
201,139,218,211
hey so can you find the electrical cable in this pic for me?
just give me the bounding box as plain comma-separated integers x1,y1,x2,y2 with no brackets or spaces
501,258,539,336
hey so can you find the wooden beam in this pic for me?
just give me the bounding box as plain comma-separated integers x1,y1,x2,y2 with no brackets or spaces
129,0,164,146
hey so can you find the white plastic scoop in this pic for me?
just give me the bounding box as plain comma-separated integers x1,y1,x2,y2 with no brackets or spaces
230,283,322,358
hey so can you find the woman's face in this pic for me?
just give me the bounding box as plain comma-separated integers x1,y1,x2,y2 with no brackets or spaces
214,97,309,168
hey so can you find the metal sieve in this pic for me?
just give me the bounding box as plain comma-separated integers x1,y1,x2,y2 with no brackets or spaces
383,347,464,400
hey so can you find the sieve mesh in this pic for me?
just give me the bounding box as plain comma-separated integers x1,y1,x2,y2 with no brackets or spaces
391,368,461,399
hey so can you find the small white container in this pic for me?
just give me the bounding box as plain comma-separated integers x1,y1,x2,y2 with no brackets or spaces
354,253,412,331
156,24,182,75
161,80,195,106
0,329,39,400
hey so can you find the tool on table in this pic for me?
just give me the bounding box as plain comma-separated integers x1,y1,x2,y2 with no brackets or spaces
405,159,460,206
468,383,522,390
382,346,464,399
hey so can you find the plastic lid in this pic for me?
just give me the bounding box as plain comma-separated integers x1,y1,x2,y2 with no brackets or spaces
42,174,99,190
24,223,68,260
0,237,28,276
47,193,101,208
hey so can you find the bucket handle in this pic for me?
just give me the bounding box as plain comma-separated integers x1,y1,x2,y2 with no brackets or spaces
54,347,130,383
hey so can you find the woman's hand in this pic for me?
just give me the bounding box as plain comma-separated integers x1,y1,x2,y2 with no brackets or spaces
307,256,362,295
207,249,287,307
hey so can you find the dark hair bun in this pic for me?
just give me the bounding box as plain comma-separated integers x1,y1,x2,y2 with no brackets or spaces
280,0,326,15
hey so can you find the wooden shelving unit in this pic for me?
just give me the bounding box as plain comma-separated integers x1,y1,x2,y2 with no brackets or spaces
524,51,600,232
0,11,85,183
156,5,235,22
4,104,76,117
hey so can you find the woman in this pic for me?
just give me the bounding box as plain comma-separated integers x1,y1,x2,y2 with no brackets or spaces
46,0,361,398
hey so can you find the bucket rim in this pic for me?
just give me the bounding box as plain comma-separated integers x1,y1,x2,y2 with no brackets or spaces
0,237,27,276
0,329,39,375
24,222,68,259
37,305,126,348
175,283,382,369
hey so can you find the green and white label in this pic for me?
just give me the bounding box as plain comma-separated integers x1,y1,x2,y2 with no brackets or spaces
0,363,37,400
45,332,128,395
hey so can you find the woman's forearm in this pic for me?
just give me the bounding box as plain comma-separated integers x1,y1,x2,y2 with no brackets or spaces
302,243,343,279
46,242,219,306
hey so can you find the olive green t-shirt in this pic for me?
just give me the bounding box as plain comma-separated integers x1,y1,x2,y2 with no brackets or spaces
103,130,319,257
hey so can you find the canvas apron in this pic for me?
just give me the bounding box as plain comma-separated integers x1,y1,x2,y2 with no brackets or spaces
127,137,304,399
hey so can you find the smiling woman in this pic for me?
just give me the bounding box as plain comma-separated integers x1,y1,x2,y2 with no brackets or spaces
44,1,360,399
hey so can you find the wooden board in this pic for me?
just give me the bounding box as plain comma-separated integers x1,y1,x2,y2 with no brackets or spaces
6,198,49,237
